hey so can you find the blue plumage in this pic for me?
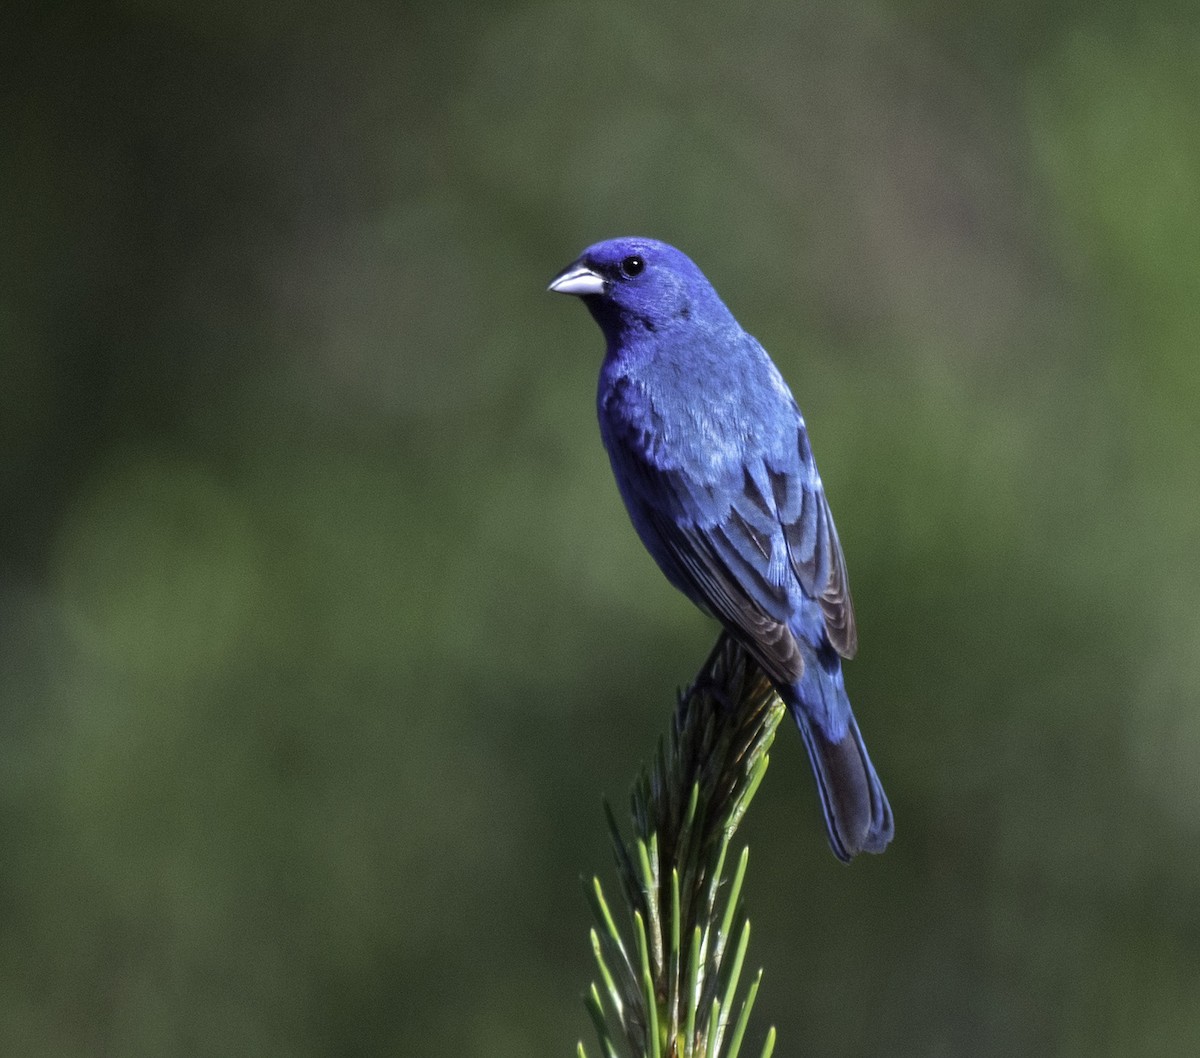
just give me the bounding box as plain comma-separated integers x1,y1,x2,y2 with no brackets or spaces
549,237,892,862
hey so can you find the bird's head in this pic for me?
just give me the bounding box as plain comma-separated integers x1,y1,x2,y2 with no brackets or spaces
548,237,732,345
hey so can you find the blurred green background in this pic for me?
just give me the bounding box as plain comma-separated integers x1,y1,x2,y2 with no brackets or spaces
4,1,1200,1055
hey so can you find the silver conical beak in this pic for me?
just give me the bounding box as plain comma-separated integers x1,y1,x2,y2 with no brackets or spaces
547,263,607,296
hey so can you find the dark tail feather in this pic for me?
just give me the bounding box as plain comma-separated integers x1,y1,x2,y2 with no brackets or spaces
790,705,893,863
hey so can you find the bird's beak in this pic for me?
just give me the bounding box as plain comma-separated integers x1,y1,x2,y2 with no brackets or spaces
547,262,608,297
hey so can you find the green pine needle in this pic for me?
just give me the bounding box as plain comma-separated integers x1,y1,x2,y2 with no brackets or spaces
724,969,764,1058
577,633,782,1058
684,925,701,1053
760,1026,777,1058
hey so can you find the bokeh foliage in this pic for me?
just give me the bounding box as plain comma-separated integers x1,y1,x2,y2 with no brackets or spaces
3,1,1200,1055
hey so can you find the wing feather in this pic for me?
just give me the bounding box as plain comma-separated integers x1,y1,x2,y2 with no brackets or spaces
606,414,857,671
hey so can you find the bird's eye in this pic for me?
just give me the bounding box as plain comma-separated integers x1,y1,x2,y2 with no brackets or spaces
619,255,645,278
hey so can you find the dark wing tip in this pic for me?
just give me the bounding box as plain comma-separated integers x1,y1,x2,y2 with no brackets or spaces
820,550,858,659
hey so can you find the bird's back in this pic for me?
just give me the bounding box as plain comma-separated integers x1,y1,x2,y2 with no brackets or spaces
598,325,799,484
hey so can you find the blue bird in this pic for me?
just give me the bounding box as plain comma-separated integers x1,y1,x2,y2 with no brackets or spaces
549,237,893,862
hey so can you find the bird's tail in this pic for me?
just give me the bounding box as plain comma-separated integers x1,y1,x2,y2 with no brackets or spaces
782,656,893,863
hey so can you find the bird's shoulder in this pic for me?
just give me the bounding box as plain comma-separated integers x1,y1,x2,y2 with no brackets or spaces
598,330,799,475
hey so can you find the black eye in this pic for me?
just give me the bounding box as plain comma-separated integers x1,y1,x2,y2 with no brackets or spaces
619,255,645,278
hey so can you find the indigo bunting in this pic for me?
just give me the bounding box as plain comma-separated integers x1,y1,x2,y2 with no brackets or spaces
549,237,892,862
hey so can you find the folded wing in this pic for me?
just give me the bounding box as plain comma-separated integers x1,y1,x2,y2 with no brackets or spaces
609,420,857,681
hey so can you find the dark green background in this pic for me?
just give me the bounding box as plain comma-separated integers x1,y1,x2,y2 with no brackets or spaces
4,2,1199,1055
